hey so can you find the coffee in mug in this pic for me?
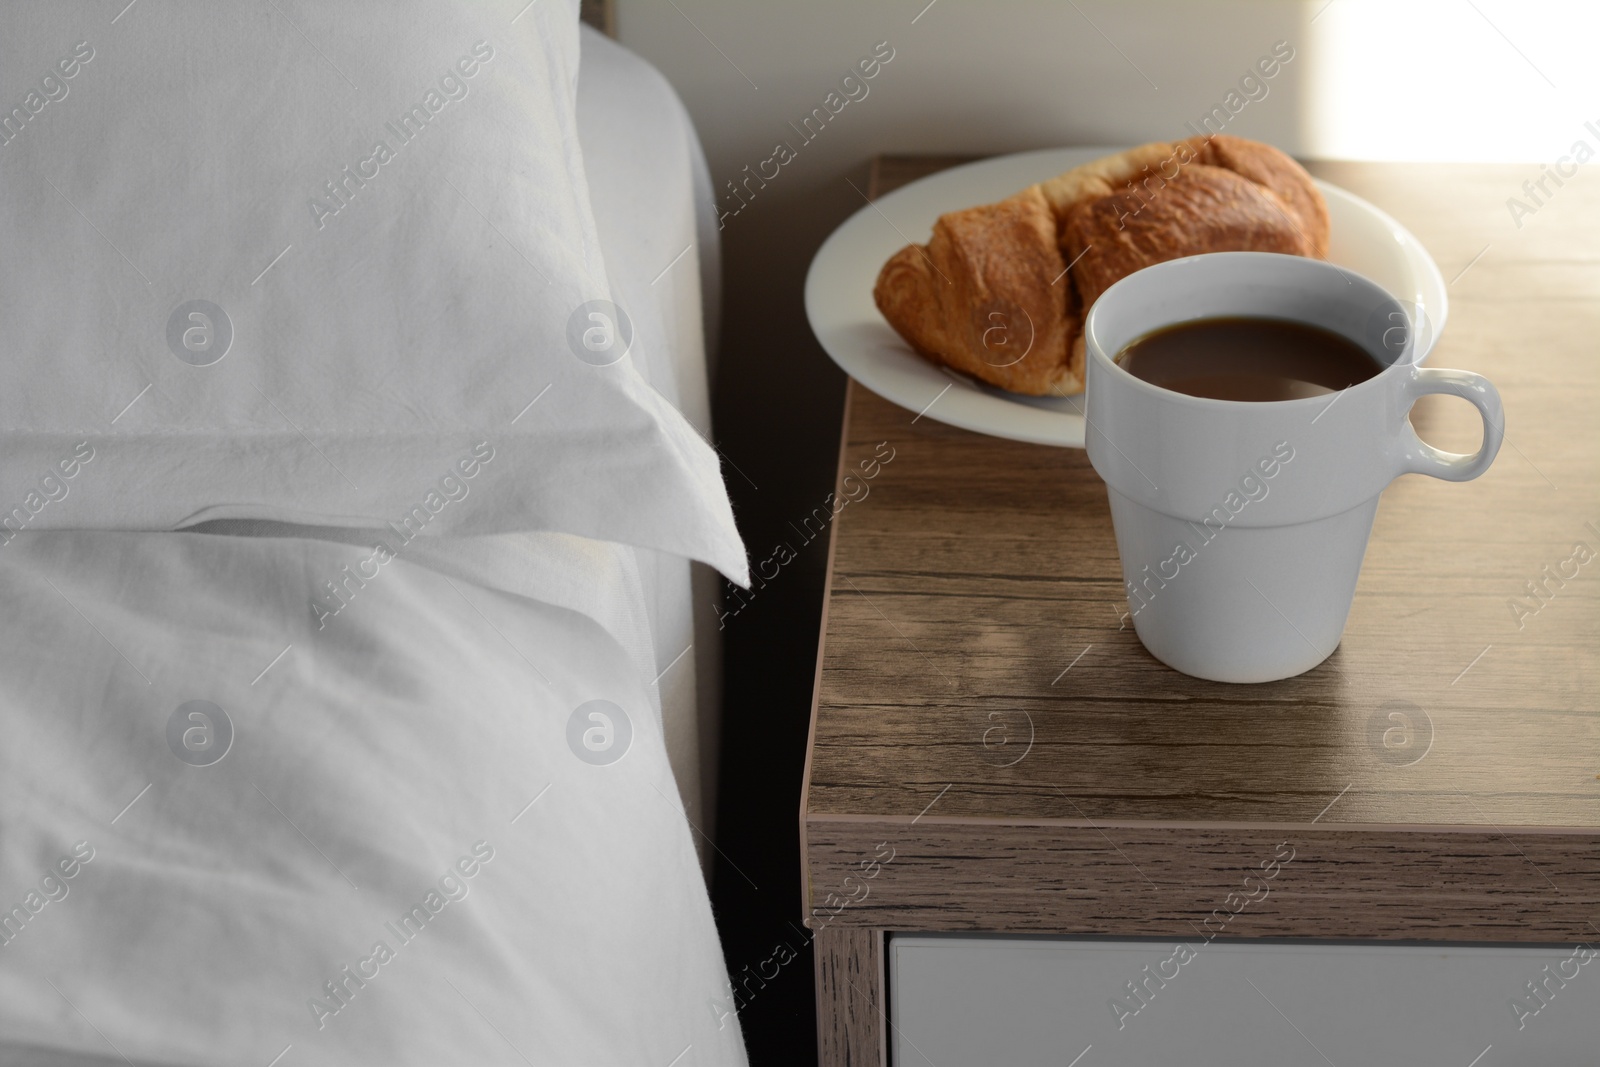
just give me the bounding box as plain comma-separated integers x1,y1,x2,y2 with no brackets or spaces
1116,316,1385,402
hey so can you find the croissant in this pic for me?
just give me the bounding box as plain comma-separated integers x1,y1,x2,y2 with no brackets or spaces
873,135,1330,396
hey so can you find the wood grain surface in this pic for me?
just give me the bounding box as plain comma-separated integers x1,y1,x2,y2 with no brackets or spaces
812,926,885,1067
802,157,1600,955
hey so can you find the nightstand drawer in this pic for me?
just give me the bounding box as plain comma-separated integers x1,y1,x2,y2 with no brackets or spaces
890,935,1594,1065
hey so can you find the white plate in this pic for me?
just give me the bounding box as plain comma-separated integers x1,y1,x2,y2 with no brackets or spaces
804,146,1449,448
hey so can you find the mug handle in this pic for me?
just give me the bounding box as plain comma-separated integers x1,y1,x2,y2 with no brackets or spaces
1397,367,1504,482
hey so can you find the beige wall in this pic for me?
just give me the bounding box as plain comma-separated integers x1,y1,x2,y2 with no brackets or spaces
621,3,1312,246
619,0,1597,185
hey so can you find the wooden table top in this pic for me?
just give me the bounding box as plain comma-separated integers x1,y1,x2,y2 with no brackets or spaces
800,156,1600,943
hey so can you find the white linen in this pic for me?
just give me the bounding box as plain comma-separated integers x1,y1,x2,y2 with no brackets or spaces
576,26,726,843
0,528,748,1066
152,27,736,848
0,0,747,585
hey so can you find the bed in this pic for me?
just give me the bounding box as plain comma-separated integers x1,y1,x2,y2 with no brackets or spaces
0,8,746,1066
577,24,730,851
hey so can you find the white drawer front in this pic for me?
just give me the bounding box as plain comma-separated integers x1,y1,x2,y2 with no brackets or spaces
891,935,1596,1065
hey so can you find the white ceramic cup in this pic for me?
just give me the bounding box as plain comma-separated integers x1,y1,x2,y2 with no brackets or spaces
1084,252,1503,683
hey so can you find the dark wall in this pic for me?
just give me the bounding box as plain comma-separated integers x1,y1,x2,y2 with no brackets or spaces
707,174,873,1066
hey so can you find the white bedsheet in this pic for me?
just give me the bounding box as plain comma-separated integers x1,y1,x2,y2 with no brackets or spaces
0,528,747,1066
577,26,727,845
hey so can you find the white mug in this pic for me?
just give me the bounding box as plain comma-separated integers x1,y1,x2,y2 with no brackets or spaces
1084,252,1503,683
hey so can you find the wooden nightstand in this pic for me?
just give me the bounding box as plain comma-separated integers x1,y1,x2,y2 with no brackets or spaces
802,157,1600,1065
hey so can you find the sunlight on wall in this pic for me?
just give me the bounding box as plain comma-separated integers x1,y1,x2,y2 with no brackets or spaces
1303,0,1600,161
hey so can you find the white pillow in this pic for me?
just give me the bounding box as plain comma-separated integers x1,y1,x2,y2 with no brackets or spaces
0,0,747,584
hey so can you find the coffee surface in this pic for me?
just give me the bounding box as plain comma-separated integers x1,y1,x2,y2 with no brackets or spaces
1116,316,1384,401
